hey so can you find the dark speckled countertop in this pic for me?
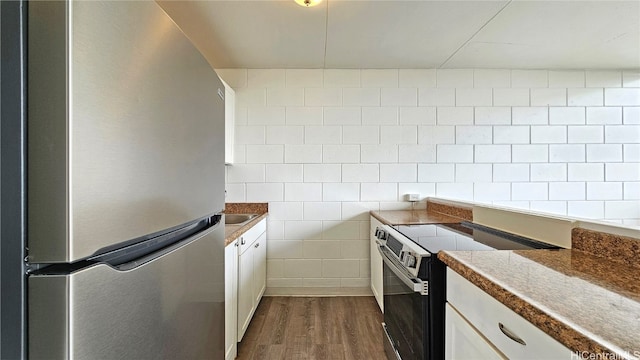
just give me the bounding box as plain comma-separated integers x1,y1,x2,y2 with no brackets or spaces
370,210,463,225
371,199,473,225
439,249,640,359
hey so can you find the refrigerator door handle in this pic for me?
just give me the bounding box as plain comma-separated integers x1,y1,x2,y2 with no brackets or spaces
114,215,222,272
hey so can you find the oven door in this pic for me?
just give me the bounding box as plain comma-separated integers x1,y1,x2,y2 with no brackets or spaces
379,246,429,360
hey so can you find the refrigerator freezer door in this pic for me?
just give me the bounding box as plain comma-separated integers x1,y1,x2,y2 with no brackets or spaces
29,222,225,359
28,0,225,263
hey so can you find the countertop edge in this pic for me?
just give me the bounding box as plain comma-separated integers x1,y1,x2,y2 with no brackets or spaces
437,250,624,358
370,211,389,225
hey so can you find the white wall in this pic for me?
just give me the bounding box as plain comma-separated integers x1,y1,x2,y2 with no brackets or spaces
218,68,640,293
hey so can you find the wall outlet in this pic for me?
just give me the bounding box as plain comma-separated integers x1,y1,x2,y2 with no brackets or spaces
406,193,420,202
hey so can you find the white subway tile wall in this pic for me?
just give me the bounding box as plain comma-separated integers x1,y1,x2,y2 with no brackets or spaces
223,69,640,292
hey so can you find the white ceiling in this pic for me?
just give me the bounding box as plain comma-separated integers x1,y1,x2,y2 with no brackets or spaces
158,0,640,69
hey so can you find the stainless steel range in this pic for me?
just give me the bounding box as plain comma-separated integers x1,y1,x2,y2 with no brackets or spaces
375,221,558,360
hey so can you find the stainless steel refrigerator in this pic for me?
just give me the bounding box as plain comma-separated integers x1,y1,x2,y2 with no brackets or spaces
24,1,226,358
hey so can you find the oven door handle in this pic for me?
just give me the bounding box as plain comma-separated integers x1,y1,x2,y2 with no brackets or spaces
378,245,429,296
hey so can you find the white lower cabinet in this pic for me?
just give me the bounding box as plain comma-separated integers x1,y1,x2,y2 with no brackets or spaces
445,304,506,360
252,232,267,304
370,215,383,312
224,239,238,360
445,268,572,360
237,243,254,341
237,219,267,342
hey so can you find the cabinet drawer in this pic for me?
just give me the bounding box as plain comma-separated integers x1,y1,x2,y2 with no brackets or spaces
447,268,571,360
238,218,266,255
445,304,506,360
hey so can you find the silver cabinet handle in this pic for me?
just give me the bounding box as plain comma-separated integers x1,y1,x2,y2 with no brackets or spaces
240,237,245,245
498,323,526,346
254,243,260,248
234,242,239,247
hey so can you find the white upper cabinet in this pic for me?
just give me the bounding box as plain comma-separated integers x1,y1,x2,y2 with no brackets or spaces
221,79,235,164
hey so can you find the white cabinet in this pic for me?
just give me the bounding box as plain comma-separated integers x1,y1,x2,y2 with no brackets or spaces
253,233,267,304
237,242,254,341
224,239,238,360
370,215,383,312
222,79,235,165
446,268,572,360
445,304,506,360
237,218,267,341
237,218,266,257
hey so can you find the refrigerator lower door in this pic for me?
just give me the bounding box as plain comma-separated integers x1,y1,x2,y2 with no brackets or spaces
28,224,224,359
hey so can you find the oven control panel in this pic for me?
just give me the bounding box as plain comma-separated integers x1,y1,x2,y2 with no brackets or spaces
375,225,430,278
401,251,417,269
374,227,388,243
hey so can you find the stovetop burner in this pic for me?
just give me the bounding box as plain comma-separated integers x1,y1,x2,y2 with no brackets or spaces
391,221,558,254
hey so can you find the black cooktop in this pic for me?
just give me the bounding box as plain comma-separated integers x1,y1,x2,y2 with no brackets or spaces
391,221,558,254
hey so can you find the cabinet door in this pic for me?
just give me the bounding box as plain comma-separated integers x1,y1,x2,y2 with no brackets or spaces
253,232,267,305
224,240,238,360
445,304,506,360
370,216,384,312
237,245,254,341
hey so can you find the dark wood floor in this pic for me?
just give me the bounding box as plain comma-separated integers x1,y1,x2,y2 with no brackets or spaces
237,296,387,360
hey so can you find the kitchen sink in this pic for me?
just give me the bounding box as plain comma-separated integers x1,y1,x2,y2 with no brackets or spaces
225,213,259,225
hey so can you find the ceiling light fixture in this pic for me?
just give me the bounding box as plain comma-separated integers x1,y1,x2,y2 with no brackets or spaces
295,0,321,7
